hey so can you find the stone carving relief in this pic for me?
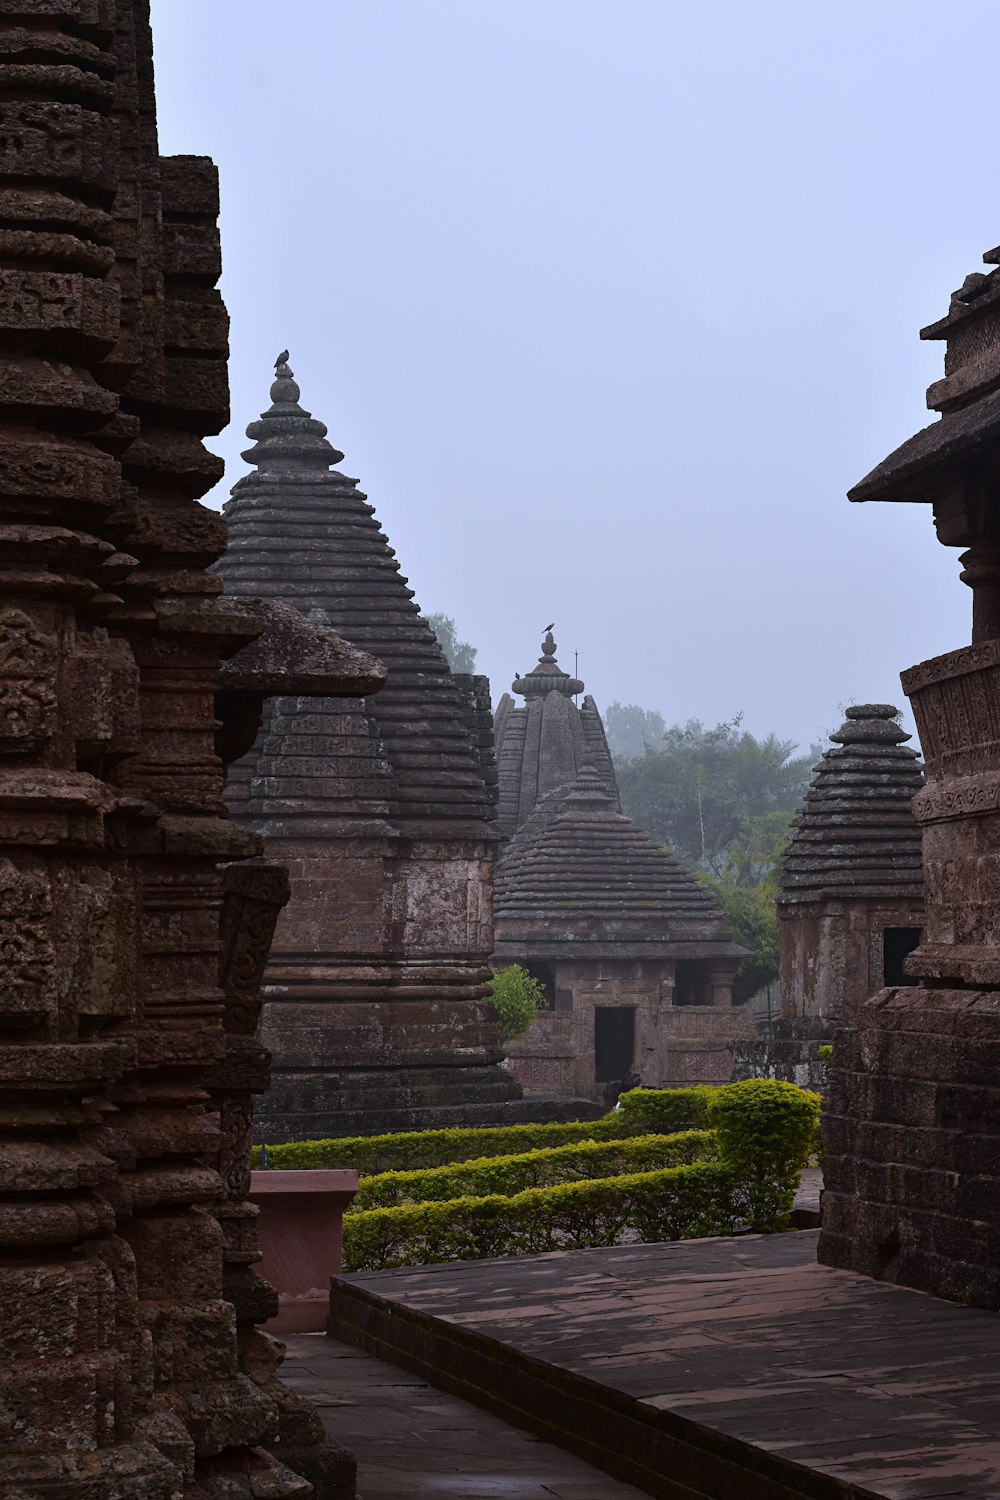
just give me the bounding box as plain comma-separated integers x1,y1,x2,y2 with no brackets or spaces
0,608,57,753
680,1050,732,1082
0,857,54,1024
508,1055,563,1090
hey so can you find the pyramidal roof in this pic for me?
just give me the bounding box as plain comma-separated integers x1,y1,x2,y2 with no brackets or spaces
216,356,495,832
495,763,743,954
494,630,618,834
778,704,924,905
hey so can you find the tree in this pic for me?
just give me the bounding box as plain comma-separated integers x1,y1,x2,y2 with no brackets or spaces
426,612,478,673
702,868,781,1005
614,715,817,877
613,714,821,1006
486,964,549,1043
604,701,668,761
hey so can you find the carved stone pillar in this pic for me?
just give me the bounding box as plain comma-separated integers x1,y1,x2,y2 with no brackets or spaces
819,245,1000,1307
0,4,180,1493
0,5,364,1496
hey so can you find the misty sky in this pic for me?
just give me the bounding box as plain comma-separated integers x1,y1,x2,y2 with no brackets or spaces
150,1,996,752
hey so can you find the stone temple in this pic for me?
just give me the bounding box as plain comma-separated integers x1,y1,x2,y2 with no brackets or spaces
494,632,751,1101
778,704,925,1021
217,361,548,1143
820,242,1000,1306
734,703,925,1091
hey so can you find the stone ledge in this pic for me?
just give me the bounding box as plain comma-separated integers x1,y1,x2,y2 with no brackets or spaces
327,1230,1000,1499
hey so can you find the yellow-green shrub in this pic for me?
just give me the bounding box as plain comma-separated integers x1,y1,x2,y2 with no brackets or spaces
615,1084,714,1132
706,1079,820,1231
351,1130,717,1211
339,1080,819,1271
343,1162,742,1272
252,1087,714,1173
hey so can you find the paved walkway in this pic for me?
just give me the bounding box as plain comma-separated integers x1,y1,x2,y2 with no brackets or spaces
283,1333,650,1499
328,1230,1000,1499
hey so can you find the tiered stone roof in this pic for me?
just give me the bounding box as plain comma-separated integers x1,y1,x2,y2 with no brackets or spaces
496,764,742,957
494,630,618,833
850,252,1000,504
216,357,495,833
778,704,924,905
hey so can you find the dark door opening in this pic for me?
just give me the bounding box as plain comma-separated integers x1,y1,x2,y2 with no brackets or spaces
674,960,709,1005
883,927,921,987
594,1007,635,1083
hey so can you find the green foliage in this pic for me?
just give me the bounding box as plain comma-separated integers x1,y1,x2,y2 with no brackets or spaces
818,1044,833,1065
425,611,477,673
714,809,793,889
252,1087,716,1173
351,1130,718,1210
274,1081,819,1270
706,1079,820,1231
343,1162,743,1272
486,963,549,1043
614,1085,713,1131
703,876,780,1004
615,715,816,877
604,702,668,761
253,1119,621,1175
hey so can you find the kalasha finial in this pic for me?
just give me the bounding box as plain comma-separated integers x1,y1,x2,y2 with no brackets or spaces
241,350,345,470
268,350,300,406
511,624,582,699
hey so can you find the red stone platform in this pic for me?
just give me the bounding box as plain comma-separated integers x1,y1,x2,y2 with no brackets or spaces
327,1230,1000,1499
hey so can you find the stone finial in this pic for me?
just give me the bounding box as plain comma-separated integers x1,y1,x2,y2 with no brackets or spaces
831,703,911,746
241,353,344,471
512,626,584,700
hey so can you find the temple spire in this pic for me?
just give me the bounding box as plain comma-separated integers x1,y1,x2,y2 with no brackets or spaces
241,350,344,472
512,624,584,700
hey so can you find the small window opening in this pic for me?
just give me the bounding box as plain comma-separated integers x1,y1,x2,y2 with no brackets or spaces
883,927,921,987
523,962,556,1009
674,961,709,1006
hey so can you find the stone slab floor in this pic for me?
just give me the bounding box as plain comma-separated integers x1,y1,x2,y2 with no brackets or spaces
282,1334,650,1499
326,1230,1000,1499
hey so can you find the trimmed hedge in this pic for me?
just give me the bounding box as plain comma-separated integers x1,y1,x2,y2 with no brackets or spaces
252,1086,713,1174
616,1084,714,1132
351,1130,717,1211
343,1162,744,1272
340,1080,821,1271
706,1079,820,1231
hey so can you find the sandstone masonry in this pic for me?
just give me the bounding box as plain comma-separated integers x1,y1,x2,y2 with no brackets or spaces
820,242,1000,1306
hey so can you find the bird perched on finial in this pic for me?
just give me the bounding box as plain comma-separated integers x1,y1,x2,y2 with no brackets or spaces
275,349,290,368
543,623,554,633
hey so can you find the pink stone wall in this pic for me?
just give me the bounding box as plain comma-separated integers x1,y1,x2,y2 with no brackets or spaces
250,1171,359,1334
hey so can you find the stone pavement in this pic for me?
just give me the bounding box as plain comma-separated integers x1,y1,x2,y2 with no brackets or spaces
281,1334,649,1498
328,1230,1000,1499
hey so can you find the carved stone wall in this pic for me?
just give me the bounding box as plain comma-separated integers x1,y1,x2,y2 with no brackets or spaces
503,957,755,1103
0,6,355,1495
777,705,924,1024
819,242,1000,1308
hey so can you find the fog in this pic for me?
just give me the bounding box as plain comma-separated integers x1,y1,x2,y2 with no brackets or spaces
151,0,995,750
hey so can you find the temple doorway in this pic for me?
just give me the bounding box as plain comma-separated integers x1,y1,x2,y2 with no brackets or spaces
594,1006,635,1083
